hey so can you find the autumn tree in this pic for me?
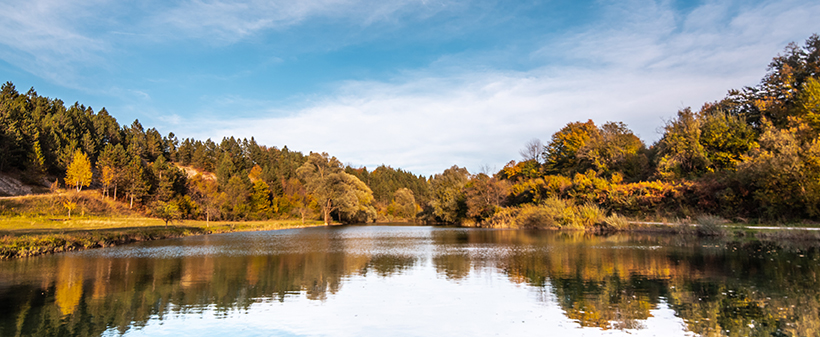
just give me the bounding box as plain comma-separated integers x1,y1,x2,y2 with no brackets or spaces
189,174,219,225
796,77,820,132
297,152,343,224
284,177,314,224
699,110,758,172
333,173,377,223
391,188,417,220
297,152,375,224
497,160,541,181
98,144,127,200
223,175,251,220
152,200,181,227
543,120,598,176
740,118,820,218
429,165,470,223
655,108,710,180
65,149,92,192
577,121,648,180
62,199,77,219
250,180,273,219
749,35,820,128
464,173,510,220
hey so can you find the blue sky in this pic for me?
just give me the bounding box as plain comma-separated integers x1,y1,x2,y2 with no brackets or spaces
1,0,819,175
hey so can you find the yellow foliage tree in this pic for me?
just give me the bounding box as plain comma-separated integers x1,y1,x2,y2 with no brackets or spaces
65,149,93,192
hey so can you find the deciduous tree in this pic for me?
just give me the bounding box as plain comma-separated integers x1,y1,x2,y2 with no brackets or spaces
465,173,510,220
543,120,598,176
391,188,417,220
189,174,219,225
65,149,92,192
429,165,470,223
297,152,375,224
655,108,710,180
152,200,181,228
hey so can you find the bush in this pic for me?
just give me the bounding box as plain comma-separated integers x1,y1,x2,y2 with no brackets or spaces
517,204,560,229
484,207,518,228
695,214,727,237
603,214,629,230
483,198,612,230
576,203,606,228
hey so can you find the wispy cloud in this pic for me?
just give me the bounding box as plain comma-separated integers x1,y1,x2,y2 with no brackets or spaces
3,0,819,177
0,0,110,86
194,66,739,175
0,0,464,86
173,0,820,176
151,0,465,42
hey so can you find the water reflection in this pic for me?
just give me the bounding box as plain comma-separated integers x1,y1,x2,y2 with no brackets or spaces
0,226,818,336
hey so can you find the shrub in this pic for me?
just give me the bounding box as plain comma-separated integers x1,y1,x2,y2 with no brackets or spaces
603,213,629,230
517,204,560,229
695,214,727,236
576,203,606,228
483,198,612,230
484,207,518,228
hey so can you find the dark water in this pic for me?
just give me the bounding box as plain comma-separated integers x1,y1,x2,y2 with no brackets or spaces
1,226,818,336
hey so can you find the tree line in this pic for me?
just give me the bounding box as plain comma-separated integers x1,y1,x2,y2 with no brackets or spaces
0,85,428,224
2,34,819,225
475,34,820,225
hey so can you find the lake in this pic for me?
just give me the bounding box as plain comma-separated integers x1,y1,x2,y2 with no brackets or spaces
0,225,818,336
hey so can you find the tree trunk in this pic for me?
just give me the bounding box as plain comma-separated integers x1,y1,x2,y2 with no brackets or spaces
130,194,134,209
206,209,210,227
323,200,331,225
114,185,117,201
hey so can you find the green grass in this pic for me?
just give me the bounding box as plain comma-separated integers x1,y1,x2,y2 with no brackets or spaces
0,190,326,259
0,215,323,234
0,218,326,259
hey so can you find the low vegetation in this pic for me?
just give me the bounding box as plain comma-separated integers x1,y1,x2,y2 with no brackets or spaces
0,217,323,259
0,191,324,259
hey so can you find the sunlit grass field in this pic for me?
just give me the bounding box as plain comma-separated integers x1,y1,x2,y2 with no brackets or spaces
0,191,326,259
0,216,325,259
0,215,323,235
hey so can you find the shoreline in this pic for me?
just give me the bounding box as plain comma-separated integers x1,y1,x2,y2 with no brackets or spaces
5,218,820,260
0,219,327,260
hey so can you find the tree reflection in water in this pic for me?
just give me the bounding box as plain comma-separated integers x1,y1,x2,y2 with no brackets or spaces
0,226,817,336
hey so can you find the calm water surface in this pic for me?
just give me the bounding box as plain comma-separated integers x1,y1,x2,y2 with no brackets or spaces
1,226,818,336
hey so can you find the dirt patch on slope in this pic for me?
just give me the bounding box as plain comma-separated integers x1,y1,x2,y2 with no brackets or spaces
176,164,217,180
0,173,33,197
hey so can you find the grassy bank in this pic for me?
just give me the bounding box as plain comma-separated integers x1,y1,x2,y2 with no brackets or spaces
0,191,328,259
0,218,325,259
476,197,629,231
474,197,820,242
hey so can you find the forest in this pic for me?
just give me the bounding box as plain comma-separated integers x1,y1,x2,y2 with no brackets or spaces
1,35,819,228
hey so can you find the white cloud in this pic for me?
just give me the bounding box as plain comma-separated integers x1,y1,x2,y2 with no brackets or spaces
197,66,736,176
173,0,820,176
4,0,820,177
0,0,109,86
